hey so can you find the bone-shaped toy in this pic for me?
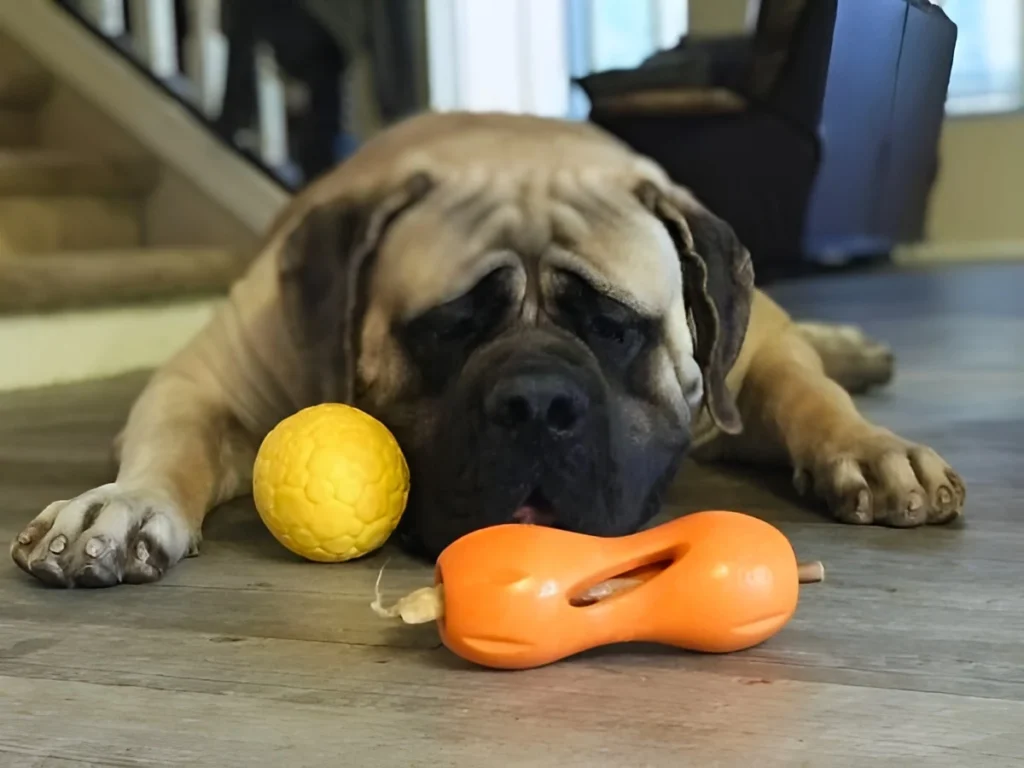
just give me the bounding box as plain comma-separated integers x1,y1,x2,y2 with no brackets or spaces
373,510,823,670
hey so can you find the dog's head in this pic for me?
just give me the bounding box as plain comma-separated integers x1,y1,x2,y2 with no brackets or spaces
278,129,753,558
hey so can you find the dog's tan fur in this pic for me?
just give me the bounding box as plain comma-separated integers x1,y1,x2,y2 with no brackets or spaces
11,113,965,587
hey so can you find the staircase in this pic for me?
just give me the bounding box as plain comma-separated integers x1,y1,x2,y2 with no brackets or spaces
0,35,253,392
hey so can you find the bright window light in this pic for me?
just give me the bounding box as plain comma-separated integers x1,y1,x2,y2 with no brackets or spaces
941,0,1024,114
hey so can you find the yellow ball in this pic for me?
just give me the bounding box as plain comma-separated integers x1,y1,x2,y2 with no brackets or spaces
252,403,409,562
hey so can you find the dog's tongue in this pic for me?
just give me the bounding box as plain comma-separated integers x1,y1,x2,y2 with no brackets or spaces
512,505,556,526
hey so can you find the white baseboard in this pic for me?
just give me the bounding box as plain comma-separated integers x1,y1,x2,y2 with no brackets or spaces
0,298,219,392
0,1,290,235
894,240,1024,265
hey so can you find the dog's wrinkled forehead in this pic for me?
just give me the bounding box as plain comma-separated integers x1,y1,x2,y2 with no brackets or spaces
368,167,683,319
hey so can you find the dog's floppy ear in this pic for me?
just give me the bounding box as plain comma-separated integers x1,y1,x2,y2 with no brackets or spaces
279,172,434,403
637,182,755,434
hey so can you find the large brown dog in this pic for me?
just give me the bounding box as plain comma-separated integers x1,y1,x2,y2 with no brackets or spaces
11,112,965,587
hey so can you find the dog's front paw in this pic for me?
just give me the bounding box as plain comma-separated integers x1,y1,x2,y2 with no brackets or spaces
10,483,196,587
794,430,965,527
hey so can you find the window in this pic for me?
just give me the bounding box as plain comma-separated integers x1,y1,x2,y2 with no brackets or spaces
425,0,687,118
941,0,1024,114
427,1,1019,119
567,0,688,117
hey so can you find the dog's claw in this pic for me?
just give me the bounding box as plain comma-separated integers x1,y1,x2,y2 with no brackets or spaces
10,484,194,588
799,431,965,527
84,537,105,558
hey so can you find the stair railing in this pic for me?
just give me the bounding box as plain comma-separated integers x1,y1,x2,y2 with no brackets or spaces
58,0,313,189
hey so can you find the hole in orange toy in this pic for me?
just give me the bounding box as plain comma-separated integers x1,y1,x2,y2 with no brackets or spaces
569,558,675,607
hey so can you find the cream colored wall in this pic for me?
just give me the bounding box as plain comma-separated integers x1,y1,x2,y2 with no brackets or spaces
689,0,751,35
923,115,1024,247
0,299,219,391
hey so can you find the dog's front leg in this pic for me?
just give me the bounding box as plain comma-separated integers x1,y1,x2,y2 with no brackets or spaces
10,368,257,587
716,326,965,527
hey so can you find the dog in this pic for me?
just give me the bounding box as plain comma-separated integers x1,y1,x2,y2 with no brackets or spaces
10,112,965,587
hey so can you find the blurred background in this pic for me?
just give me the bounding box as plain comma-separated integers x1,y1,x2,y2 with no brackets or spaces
0,0,1017,389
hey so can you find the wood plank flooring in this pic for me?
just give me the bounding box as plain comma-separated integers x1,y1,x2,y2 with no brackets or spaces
2,263,1023,767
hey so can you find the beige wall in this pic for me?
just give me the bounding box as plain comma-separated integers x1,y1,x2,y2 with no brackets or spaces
689,0,752,36
924,115,1024,246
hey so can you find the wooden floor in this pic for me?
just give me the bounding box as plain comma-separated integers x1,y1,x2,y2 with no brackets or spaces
2,263,1024,767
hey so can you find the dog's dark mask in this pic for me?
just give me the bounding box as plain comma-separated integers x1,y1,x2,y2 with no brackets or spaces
280,174,753,559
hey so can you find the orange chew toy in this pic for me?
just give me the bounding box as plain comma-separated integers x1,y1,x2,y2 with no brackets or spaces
373,510,823,670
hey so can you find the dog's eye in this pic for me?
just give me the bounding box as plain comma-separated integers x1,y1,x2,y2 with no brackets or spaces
399,268,512,392
584,314,643,364
554,271,649,369
406,269,510,342
434,315,478,342
589,315,627,343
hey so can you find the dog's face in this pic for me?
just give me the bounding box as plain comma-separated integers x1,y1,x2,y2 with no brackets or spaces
280,162,753,559
383,265,689,558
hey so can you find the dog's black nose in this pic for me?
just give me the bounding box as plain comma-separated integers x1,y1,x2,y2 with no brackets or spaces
485,371,590,437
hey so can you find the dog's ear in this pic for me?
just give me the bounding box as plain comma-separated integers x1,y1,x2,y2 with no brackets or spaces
636,182,755,434
279,172,434,402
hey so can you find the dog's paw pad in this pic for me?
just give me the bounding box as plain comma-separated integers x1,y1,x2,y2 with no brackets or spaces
10,484,196,588
798,431,965,527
